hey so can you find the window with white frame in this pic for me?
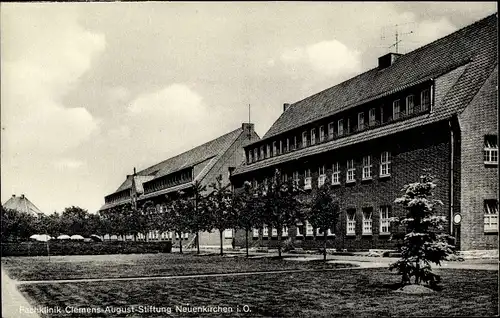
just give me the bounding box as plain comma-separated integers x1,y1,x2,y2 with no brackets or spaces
318,165,326,187
484,135,498,165
369,108,376,125
266,144,271,158
253,228,259,238
332,162,340,185
260,146,265,160
346,159,355,182
302,131,308,147
393,99,401,120
296,223,303,237
282,227,289,237
304,169,312,189
263,177,269,194
293,136,298,150
362,208,373,235
279,140,283,155
272,141,277,157
362,155,372,180
263,225,269,237
380,206,391,234
406,95,414,114
358,112,365,130
328,122,335,139
305,221,314,236
317,227,335,236
284,138,289,153
380,151,391,177
254,148,258,161
338,119,344,136
319,126,325,142
346,210,356,235
421,88,431,110
293,171,300,186
271,228,278,237
484,200,498,232
183,233,189,239
311,128,316,145
224,229,233,239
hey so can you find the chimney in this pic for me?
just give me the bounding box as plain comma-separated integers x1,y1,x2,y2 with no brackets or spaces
21,194,25,199
283,103,291,112
133,167,137,175
242,123,254,132
378,53,402,69
12,194,15,198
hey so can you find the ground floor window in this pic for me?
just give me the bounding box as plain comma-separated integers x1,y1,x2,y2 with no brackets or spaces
379,206,391,234
224,229,233,239
306,221,314,236
484,200,498,232
362,208,373,235
253,228,259,238
347,209,356,235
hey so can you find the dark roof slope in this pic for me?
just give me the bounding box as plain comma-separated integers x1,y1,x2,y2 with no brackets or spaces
260,13,497,142
3,195,43,216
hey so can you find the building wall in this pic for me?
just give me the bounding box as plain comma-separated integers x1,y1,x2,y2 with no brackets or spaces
234,122,452,251
458,66,498,250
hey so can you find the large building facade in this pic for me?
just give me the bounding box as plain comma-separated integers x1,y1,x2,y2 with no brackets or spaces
231,14,498,252
99,123,259,247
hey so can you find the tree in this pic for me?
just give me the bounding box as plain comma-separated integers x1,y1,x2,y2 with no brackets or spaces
1,206,37,241
307,177,340,261
164,193,191,254
186,180,208,254
389,174,455,287
234,181,264,257
206,175,237,256
260,169,305,258
61,206,89,236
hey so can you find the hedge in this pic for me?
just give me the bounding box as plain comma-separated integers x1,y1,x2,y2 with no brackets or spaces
1,240,172,257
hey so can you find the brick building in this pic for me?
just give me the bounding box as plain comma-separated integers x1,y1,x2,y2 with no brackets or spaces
230,14,498,252
99,123,259,247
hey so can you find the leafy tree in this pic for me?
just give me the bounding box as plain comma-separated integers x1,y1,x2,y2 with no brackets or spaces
164,193,191,254
389,174,455,287
260,169,305,258
183,180,209,254
307,176,340,261
61,206,89,236
1,206,37,241
206,175,237,256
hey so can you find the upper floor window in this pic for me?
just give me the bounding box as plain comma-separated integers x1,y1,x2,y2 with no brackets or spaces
362,155,372,180
304,169,312,190
272,141,277,157
346,209,356,235
393,99,401,120
292,136,298,151
328,122,335,139
421,88,431,111
346,159,355,183
260,146,265,160
253,228,259,238
224,229,233,239
282,172,288,183
484,135,498,165
338,119,344,136
318,165,326,187
263,224,269,237
358,112,365,130
305,221,314,236
279,140,283,155
332,162,340,185
310,128,316,145
319,126,325,142
252,179,258,190
380,151,391,177
369,108,376,126
302,131,308,148
406,95,415,114
284,138,289,153
362,208,373,235
380,206,391,234
484,200,498,232
293,171,300,185
266,144,271,158
254,148,258,161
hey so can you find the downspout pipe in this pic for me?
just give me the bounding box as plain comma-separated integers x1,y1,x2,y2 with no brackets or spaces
449,118,454,235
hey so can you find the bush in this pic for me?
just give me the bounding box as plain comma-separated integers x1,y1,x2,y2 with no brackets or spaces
1,240,172,257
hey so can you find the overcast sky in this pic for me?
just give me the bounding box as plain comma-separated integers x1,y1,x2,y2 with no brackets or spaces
1,2,497,214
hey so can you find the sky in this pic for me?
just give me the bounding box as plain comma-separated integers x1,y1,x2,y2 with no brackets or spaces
1,2,497,214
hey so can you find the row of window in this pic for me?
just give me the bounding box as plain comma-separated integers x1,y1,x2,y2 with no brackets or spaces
105,190,129,204
144,169,193,194
253,151,392,191
246,89,431,164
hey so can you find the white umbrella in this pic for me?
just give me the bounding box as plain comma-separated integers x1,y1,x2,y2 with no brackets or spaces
29,234,40,240
36,234,51,242
57,234,71,240
70,234,85,240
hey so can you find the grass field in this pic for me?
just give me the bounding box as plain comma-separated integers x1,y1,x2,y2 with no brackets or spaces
16,269,498,317
1,253,355,281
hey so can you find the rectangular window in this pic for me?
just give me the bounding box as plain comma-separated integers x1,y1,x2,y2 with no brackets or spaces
293,136,297,150
369,108,376,126
346,159,355,183
362,155,372,180
362,208,373,235
406,95,415,114
271,228,278,237
266,144,271,158
282,227,289,237
252,179,258,190
338,119,344,136
306,221,314,236
484,135,498,165
318,165,326,187
311,128,316,145
319,126,325,142
380,206,391,234
393,99,401,120
272,141,277,157
296,224,303,237
224,229,233,239
302,131,308,147
380,151,391,177
253,228,259,238
260,146,264,160
304,168,312,190
293,171,300,186
263,225,269,237
347,209,356,235
282,172,288,183
328,122,335,139
484,200,498,232
332,162,340,185
421,88,431,110
279,140,283,155
358,112,365,131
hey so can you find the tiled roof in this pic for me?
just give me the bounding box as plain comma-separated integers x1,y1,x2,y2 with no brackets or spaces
99,198,131,211
258,13,497,142
234,13,498,176
3,195,43,216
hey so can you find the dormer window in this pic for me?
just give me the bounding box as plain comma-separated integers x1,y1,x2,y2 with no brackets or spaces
266,144,271,158
293,136,297,150
393,99,401,120
310,128,316,145
319,126,325,142
421,88,431,111
369,108,376,126
406,95,415,114
302,131,308,147
338,119,344,136
254,148,258,161
358,112,365,131
279,140,283,155
272,141,277,157
328,122,334,139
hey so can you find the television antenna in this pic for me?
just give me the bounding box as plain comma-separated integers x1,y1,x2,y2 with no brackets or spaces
381,23,415,54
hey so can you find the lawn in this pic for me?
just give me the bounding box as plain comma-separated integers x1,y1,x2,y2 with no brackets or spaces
17,268,498,317
1,253,355,281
